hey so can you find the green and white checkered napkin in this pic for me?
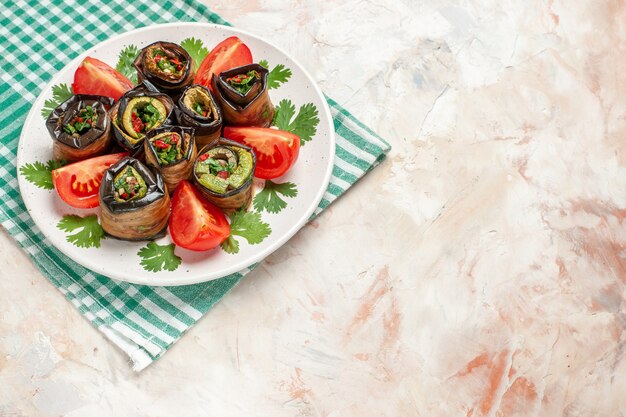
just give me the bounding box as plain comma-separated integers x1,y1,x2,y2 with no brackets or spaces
0,0,390,371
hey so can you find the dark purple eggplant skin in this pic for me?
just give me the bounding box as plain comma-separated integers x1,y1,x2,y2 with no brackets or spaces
211,63,274,127
109,81,175,157
173,84,222,147
46,94,113,148
133,41,194,95
99,156,167,213
192,138,257,213
99,157,171,241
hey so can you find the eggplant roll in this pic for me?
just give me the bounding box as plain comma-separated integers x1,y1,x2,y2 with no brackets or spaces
133,41,194,95
99,157,171,240
193,139,256,213
211,64,274,127
45,94,113,162
110,81,174,156
174,84,222,148
144,126,197,194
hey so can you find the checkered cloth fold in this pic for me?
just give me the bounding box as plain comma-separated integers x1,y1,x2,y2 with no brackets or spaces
0,0,390,371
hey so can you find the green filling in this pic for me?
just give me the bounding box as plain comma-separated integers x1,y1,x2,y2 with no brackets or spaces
196,146,253,194
226,70,260,94
113,166,147,202
63,105,98,136
150,133,184,166
152,48,184,75
121,97,167,139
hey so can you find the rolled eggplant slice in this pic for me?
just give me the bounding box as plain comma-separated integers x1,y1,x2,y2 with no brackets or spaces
99,156,171,240
133,41,194,95
144,126,197,194
193,138,257,213
174,84,222,148
45,94,114,162
110,81,174,156
211,64,274,127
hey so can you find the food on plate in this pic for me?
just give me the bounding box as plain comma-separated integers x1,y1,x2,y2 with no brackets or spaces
99,157,171,240
193,138,256,213
133,41,194,95
72,57,134,101
143,125,197,194
45,94,114,162
194,36,253,92
223,127,300,179
51,152,127,209
169,180,230,251
173,84,222,148
110,81,174,156
212,63,274,127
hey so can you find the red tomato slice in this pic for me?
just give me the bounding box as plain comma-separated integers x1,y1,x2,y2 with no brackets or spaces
223,127,300,179
169,181,230,251
194,36,253,91
51,153,128,209
72,57,134,101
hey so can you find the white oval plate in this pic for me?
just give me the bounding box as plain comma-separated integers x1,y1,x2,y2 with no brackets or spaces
17,22,334,286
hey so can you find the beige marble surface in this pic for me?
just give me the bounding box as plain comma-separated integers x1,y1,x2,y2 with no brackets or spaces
2,0,626,416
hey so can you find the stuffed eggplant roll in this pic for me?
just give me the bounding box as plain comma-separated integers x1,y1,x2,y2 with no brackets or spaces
211,64,274,127
110,81,174,156
174,84,222,148
193,139,256,213
133,41,194,95
46,95,113,162
144,126,197,194
99,157,171,240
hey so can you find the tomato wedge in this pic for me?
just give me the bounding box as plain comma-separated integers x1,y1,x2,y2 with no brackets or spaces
223,127,300,179
72,57,134,101
51,153,128,209
169,181,230,251
194,36,253,91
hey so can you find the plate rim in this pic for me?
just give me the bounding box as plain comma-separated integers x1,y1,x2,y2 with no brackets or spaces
17,22,335,286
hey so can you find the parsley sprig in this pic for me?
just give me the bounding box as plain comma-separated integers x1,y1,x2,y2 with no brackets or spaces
115,44,140,84
138,242,181,272
180,37,209,71
253,181,298,214
41,84,73,119
57,215,105,248
259,60,292,89
221,210,272,254
272,99,320,145
19,160,66,189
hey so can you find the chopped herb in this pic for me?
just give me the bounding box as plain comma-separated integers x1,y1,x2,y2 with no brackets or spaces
41,83,73,119
152,48,184,74
192,101,207,117
138,242,181,272
253,181,298,213
226,70,260,94
57,214,105,248
113,166,147,202
150,133,183,165
63,105,98,136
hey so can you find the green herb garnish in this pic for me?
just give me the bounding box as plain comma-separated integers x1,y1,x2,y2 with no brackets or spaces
115,44,140,84
272,99,320,145
138,242,181,272
180,37,209,71
19,160,66,189
259,60,292,89
57,214,105,248
41,83,73,119
253,181,298,214
220,210,271,254
63,105,97,136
